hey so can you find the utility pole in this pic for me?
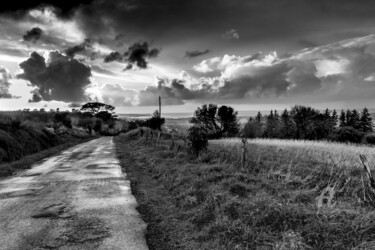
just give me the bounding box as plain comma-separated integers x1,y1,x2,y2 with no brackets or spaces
159,96,161,118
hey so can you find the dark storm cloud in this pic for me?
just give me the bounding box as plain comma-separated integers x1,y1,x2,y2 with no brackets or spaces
23,27,43,43
103,51,123,63
62,0,375,56
124,42,160,69
17,51,92,103
0,66,18,99
185,50,210,58
0,0,94,17
104,42,160,69
3,0,375,49
65,39,93,58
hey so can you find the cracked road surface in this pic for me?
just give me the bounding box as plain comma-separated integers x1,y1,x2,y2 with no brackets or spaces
0,137,148,250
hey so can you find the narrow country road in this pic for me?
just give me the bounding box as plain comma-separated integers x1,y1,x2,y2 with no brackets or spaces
0,137,148,250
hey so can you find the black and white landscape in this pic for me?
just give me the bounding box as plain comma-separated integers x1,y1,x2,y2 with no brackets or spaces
1,1,375,249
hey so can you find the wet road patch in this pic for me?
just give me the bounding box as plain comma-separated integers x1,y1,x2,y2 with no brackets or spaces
32,203,74,219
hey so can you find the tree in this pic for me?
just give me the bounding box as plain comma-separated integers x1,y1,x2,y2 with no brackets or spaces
280,109,295,139
346,110,353,127
350,109,361,130
264,110,277,138
242,117,257,138
290,105,319,139
145,110,165,130
217,105,240,137
255,111,263,137
360,107,373,132
80,102,117,120
331,109,338,131
190,104,239,139
339,110,346,127
329,126,364,143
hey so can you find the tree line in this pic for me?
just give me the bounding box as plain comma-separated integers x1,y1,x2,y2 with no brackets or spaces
242,106,373,143
185,104,374,155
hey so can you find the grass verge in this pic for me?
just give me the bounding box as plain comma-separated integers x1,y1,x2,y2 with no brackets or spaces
0,137,96,178
114,131,375,249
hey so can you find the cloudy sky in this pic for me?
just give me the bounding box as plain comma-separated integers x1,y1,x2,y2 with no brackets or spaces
1,0,375,113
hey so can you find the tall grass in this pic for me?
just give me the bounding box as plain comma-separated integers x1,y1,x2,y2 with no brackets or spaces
212,138,375,170
115,132,375,249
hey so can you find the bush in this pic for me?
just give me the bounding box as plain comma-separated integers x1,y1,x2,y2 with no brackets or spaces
187,125,208,156
54,112,72,128
94,119,103,132
329,126,364,143
365,133,375,144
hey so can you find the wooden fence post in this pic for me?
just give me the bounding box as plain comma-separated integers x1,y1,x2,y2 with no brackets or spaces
359,155,375,190
241,138,248,168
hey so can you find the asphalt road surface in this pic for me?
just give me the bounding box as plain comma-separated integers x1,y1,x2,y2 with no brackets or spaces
0,137,148,250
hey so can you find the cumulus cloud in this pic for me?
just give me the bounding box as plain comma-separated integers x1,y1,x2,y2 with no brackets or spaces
0,66,18,99
222,29,239,40
191,34,375,104
137,75,224,106
104,51,123,63
124,42,160,69
101,84,137,106
185,49,210,58
192,57,222,73
94,34,375,107
65,39,93,58
104,42,160,70
17,51,93,103
138,77,186,106
23,27,43,43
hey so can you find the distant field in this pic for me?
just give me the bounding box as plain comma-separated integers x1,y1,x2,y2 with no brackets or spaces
163,116,249,135
164,118,192,134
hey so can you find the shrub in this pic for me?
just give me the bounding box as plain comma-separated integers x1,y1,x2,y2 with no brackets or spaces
328,126,364,143
94,119,103,132
187,125,208,156
54,112,72,128
365,133,375,144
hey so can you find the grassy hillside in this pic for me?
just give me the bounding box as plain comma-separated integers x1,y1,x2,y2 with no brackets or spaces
115,130,375,249
0,111,96,177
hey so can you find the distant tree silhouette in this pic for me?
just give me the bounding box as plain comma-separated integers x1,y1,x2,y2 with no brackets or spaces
191,104,239,139
360,107,373,132
280,109,295,139
243,105,372,143
339,110,346,127
80,102,117,120
144,110,165,130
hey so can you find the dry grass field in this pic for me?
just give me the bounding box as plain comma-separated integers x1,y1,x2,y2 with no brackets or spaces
115,130,375,249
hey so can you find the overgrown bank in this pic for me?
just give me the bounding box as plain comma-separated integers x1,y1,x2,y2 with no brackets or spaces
0,137,94,178
115,129,375,250
0,113,97,177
